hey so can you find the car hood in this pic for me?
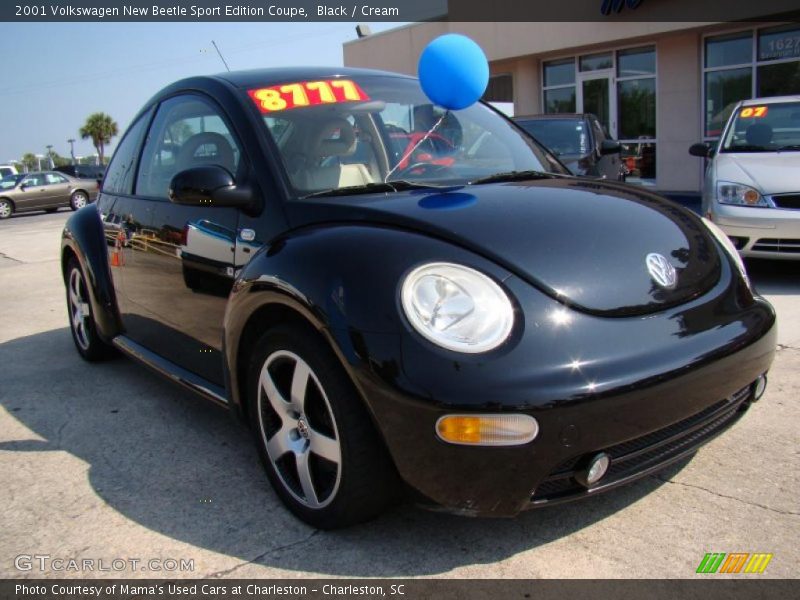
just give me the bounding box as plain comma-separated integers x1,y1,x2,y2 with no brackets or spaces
286,179,722,316
715,152,800,195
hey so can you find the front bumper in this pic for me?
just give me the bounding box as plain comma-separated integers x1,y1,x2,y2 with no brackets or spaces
711,203,800,259
349,257,777,517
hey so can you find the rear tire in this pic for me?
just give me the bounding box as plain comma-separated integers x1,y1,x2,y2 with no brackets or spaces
66,257,115,361
247,325,399,529
70,191,88,211
0,198,13,219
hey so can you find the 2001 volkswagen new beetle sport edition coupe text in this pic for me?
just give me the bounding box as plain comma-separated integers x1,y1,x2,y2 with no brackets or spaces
60,64,777,529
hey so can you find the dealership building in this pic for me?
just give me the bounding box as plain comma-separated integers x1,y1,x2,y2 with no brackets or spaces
343,17,800,195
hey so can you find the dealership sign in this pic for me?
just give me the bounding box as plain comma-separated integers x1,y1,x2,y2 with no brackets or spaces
601,0,645,15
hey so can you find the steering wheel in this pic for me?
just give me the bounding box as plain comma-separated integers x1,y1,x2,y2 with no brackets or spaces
392,162,453,180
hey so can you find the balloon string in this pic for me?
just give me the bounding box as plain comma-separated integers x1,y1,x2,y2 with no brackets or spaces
384,110,449,183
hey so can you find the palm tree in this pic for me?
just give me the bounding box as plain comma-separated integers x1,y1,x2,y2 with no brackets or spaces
20,153,38,172
79,112,118,165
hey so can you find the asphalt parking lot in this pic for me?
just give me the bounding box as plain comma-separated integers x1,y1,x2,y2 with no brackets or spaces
1,209,798,579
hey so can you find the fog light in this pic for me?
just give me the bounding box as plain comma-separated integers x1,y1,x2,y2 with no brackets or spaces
753,374,767,401
436,414,539,446
576,452,610,488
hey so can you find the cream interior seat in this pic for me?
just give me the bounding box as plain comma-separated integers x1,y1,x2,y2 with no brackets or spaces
300,118,374,191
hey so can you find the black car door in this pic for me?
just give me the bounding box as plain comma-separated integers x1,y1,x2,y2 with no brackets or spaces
124,93,244,386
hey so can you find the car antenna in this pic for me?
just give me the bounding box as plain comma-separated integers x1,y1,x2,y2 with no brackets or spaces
211,40,231,72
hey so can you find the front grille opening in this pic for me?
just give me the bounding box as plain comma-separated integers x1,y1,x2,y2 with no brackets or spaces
771,194,800,210
752,238,800,253
728,236,749,250
530,383,754,504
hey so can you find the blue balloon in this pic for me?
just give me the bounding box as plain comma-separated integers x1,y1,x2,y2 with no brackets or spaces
418,34,489,111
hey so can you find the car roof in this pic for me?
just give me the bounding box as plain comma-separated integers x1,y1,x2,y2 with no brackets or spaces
212,66,413,89
740,95,800,106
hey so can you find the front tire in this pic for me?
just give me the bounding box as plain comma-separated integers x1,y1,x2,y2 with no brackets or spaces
247,325,398,529
66,258,114,361
0,198,13,219
70,191,88,211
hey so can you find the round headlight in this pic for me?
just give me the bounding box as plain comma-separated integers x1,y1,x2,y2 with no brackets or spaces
400,262,514,353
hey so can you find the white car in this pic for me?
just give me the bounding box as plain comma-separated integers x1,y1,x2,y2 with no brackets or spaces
690,95,800,260
0,165,18,178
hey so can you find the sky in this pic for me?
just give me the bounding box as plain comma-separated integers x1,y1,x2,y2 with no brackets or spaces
0,22,404,164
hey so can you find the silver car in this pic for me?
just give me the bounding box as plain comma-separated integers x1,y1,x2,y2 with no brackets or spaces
690,95,800,260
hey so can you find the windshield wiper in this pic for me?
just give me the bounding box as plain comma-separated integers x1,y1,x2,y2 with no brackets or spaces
468,170,569,185
777,144,800,152
300,180,448,199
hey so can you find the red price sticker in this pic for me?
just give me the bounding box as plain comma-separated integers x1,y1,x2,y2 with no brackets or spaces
248,80,370,113
740,106,769,118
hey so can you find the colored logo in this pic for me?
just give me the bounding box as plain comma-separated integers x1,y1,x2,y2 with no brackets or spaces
696,553,773,574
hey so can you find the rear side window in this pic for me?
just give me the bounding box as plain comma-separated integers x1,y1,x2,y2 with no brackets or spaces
103,108,153,195
45,173,68,184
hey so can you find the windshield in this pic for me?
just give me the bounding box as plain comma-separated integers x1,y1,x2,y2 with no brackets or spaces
248,75,567,196
721,101,800,152
0,174,23,189
515,118,591,156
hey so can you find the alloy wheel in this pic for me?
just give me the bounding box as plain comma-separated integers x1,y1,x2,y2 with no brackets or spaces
257,350,342,509
0,200,11,219
72,192,88,209
68,268,91,350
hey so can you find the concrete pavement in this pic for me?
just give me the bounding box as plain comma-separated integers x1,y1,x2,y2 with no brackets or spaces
0,209,798,579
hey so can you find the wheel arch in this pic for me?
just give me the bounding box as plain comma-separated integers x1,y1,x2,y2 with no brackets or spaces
61,205,123,342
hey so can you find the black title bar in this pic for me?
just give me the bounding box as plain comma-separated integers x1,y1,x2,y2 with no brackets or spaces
2,0,800,22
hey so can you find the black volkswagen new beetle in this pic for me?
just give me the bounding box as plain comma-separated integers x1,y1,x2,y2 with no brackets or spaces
61,67,776,528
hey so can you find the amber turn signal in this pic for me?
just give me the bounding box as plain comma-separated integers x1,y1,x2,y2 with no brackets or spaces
436,414,539,446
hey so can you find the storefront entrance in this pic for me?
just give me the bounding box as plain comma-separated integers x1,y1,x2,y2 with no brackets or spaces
578,72,616,138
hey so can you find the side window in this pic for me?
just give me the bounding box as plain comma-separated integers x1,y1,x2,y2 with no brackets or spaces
45,173,68,184
136,95,242,200
103,108,153,195
23,174,44,187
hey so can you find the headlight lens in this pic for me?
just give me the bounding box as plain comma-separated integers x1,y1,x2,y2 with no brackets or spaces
716,181,768,207
400,262,514,353
702,217,751,289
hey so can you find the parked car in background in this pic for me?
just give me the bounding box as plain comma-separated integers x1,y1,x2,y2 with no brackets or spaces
54,164,106,183
690,95,800,259
0,164,19,178
61,67,775,529
514,113,625,181
0,171,99,219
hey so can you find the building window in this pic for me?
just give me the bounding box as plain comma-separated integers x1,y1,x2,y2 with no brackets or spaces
542,58,576,113
616,46,656,185
704,25,800,138
543,47,656,184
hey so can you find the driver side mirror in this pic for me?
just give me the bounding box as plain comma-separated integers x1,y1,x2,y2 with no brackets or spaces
169,165,253,209
689,142,715,158
600,140,621,155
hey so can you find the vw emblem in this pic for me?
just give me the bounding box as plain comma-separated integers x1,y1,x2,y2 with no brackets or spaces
646,253,677,289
